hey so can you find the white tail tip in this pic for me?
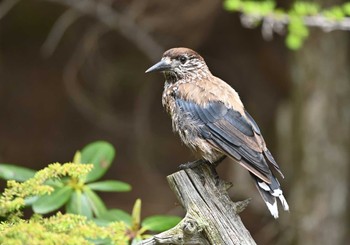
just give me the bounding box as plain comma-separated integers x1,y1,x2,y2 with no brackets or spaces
266,199,279,219
278,194,289,211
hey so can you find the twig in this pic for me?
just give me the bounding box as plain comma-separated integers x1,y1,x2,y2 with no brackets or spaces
39,0,164,139
240,13,350,40
44,0,164,153
0,0,21,20
41,8,81,57
303,15,350,31
63,24,133,136
47,0,164,61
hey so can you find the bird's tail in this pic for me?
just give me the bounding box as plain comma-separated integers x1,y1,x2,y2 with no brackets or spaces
250,173,289,218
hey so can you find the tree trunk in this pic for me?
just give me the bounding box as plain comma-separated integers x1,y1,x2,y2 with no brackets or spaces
140,164,256,245
277,28,350,244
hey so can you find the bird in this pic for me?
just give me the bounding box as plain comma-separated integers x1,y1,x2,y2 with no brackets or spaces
145,47,289,218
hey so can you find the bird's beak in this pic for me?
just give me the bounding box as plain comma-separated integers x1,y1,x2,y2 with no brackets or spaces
145,59,172,73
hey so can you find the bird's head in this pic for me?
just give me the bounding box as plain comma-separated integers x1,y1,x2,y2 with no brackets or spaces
145,47,209,81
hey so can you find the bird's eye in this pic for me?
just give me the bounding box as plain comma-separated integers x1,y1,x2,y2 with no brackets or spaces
179,56,187,64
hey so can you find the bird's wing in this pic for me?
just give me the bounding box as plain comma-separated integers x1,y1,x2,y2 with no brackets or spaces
176,98,282,183
244,110,283,177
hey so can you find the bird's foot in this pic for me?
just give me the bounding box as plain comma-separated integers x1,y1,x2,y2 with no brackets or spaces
179,159,205,170
179,158,225,186
207,162,220,186
212,155,227,168
179,159,207,185
207,156,226,186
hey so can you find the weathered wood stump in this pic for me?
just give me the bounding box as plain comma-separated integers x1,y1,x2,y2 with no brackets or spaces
140,164,256,245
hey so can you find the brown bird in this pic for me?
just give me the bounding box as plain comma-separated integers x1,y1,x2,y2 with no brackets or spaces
146,47,289,218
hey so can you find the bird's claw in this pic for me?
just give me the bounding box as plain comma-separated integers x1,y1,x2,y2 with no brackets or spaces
179,159,204,170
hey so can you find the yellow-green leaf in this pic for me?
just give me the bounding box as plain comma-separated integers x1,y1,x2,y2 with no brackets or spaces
131,199,141,231
84,186,107,218
142,215,181,232
100,209,132,226
0,164,36,181
32,186,73,214
66,190,93,218
88,180,131,192
81,141,115,182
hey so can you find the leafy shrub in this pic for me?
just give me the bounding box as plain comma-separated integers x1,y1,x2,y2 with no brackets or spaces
0,141,181,244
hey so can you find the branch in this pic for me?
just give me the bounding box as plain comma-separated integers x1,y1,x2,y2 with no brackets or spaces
43,0,163,153
41,8,81,57
241,13,350,41
47,0,163,61
62,24,134,136
0,0,20,20
140,164,256,245
224,0,350,49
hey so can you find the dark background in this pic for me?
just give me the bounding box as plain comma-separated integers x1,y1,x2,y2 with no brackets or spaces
0,1,349,244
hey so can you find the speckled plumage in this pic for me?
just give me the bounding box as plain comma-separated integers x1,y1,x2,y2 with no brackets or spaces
146,47,289,218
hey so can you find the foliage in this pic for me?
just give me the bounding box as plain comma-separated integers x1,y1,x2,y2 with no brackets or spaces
0,213,128,245
95,199,182,244
223,0,350,49
0,162,93,218
0,141,131,218
0,141,181,244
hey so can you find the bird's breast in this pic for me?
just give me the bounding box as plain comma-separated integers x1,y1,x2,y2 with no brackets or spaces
162,82,219,160
162,82,177,114
162,82,195,140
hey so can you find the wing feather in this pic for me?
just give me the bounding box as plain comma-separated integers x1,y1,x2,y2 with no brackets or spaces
176,99,283,182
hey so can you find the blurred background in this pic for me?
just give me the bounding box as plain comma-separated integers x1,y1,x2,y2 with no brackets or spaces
0,0,349,244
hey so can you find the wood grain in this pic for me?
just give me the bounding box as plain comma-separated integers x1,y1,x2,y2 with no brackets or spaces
140,164,256,245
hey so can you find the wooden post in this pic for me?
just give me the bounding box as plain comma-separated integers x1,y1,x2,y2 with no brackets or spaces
140,164,256,245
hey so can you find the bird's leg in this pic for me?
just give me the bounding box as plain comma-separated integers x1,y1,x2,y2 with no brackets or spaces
207,163,219,185
207,156,227,186
179,157,227,185
179,159,208,185
212,155,227,167
179,159,206,170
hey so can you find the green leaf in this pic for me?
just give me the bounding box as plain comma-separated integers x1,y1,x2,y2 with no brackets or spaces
131,237,142,245
88,238,113,245
343,2,350,16
100,209,132,226
286,33,303,50
24,196,39,206
32,185,73,214
142,215,181,232
66,190,93,218
92,218,112,227
242,2,258,14
88,180,131,192
223,0,240,11
259,1,275,15
131,199,141,231
292,2,320,16
73,151,82,164
81,141,115,182
83,186,107,218
289,16,309,37
323,6,345,20
0,164,36,181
